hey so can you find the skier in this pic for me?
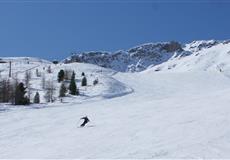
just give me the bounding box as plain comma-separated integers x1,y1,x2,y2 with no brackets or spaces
80,116,90,127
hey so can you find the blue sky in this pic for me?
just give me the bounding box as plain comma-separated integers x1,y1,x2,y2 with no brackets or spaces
0,0,229,60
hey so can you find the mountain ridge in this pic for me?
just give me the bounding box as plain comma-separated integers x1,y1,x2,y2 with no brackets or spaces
63,39,230,72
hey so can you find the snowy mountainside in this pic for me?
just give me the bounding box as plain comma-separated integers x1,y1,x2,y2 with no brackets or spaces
64,41,184,72
64,40,230,73
148,40,230,73
0,57,132,106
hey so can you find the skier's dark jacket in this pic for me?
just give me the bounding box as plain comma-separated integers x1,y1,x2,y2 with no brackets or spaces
80,116,90,127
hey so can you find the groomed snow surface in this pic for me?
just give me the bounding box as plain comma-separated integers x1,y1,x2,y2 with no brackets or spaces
1,57,230,158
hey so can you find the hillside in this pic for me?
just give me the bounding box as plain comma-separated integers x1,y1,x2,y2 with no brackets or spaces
0,57,132,105
1,40,230,158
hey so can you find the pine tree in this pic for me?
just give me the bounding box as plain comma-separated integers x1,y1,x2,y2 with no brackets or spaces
33,92,40,104
58,69,65,83
59,82,67,97
81,76,87,86
81,72,85,76
93,78,99,85
69,72,77,95
15,82,30,105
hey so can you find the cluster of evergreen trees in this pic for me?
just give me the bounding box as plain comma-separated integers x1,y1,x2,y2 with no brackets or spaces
0,79,39,105
0,68,98,105
0,68,41,105
58,70,86,97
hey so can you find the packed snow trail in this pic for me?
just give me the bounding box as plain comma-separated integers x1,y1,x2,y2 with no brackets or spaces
2,69,230,158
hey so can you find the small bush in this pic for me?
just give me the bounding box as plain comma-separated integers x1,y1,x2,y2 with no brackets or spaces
81,76,87,86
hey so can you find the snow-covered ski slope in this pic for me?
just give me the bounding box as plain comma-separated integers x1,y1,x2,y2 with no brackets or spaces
1,40,230,158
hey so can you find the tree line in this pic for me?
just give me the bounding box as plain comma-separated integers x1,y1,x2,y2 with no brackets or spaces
0,68,99,105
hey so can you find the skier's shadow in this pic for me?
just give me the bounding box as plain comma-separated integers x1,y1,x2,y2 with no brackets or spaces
86,125,95,128
78,125,95,128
